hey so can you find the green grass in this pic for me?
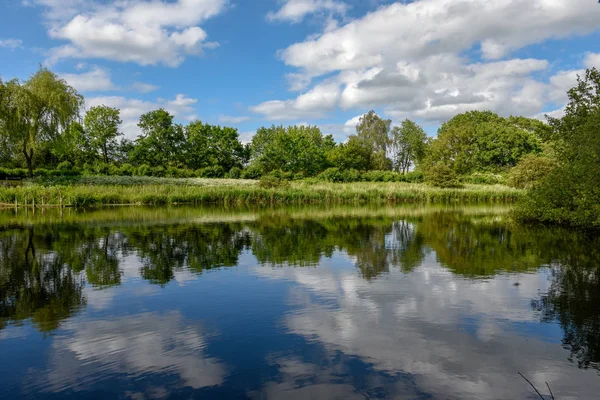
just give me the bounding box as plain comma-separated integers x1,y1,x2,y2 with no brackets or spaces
0,176,523,207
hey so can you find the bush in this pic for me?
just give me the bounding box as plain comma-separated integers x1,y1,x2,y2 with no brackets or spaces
137,164,151,176
317,167,361,183
241,164,263,180
259,175,290,189
461,172,506,185
507,154,556,189
198,165,225,178
57,161,73,171
119,163,135,176
108,165,121,176
228,166,242,179
424,163,462,188
267,169,293,181
0,168,28,179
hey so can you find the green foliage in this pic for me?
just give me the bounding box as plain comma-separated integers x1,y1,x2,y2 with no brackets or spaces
327,136,372,171
228,166,242,179
516,68,600,228
506,154,556,189
185,120,247,171
0,67,83,176
84,105,122,164
259,174,290,189
424,162,462,188
391,119,428,173
57,161,73,171
241,164,263,179
461,172,506,185
250,125,335,176
130,109,185,167
316,168,423,183
425,111,543,175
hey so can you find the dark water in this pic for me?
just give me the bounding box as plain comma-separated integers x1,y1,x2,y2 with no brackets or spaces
1,205,599,399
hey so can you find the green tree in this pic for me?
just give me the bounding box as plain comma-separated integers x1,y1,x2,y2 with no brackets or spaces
0,68,83,176
130,109,185,167
84,105,122,164
327,135,372,171
425,111,542,175
250,125,335,176
185,120,246,171
391,119,428,173
516,68,600,228
355,110,392,170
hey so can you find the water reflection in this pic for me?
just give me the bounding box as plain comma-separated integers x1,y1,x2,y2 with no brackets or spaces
0,206,599,398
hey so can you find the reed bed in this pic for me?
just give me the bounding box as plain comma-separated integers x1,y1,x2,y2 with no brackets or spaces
0,179,523,207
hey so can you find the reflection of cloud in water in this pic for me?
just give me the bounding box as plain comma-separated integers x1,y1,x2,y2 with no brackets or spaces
32,312,225,396
253,256,599,399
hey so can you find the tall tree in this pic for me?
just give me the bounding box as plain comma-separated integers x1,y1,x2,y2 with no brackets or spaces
355,110,392,170
391,119,428,173
84,105,122,164
185,121,247,171
0,68,82,176
250,125,335,176
130,109,185,167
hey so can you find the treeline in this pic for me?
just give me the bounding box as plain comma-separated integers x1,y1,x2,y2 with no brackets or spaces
0,67,541,182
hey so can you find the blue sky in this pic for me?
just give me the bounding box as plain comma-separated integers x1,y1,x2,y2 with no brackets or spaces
1,0,599,141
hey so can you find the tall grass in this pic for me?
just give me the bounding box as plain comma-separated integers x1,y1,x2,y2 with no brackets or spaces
0,179,523,207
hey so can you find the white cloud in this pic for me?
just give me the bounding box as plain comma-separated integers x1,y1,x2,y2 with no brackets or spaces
0,38,23,49
267,0,348,23
218,115,251,124
59,67,117,92
31,0,228,66
584,52,600,69
130,82,159,94
86,94,199,138
281,0,599,75
255,0,600,129
250,81,340,120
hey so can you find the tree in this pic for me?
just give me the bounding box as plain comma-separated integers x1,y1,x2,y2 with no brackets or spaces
425,111,542,175
50,121,94,166
130,109,185,167
84,105,122,164
355,110,392,170
391,119,428,173
516,68,600,228
250,125,335,176
185,121,247,171
327,135,372,171
0,68,82,176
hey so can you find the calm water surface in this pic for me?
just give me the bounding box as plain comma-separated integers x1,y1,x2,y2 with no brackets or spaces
0,205,599,399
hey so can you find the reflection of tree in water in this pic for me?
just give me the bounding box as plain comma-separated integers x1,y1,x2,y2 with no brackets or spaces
0,227,86,332
531,239,600,371
127,223,249,285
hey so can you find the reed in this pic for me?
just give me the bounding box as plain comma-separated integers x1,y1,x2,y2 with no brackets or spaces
0,179,523,207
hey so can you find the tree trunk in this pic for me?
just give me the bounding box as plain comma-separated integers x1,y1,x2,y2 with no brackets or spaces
23,142,34,178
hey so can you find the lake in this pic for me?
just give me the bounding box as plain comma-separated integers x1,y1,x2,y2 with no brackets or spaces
0,205,599,399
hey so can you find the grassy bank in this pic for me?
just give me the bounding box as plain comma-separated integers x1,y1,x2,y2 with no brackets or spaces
0,177,523,207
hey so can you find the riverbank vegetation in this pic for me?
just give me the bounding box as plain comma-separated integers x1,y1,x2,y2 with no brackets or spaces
1,67,598,226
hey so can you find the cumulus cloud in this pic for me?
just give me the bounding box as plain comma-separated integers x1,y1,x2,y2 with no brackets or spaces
59,67,118,92
0,38,23,48
86,94,199,138
250,81,340,120
584,52,600,69
267,0,348,23
30,0,227,66
130,82,159,94
218,115,251,124
254,0,600,128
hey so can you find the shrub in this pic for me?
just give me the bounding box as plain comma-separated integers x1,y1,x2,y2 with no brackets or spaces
267,169,293,181
461,172,506,185
259,175,290,189
108,165,121,176
137,164,151,176
241,164,263,180
507,154,556,189
228,166,242,179
424,162,462,188
317,167,361,183
198,165,225,178
57,161,73,171
119,163,135,176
